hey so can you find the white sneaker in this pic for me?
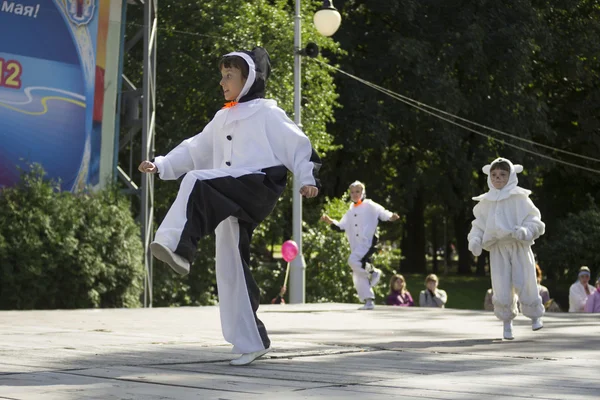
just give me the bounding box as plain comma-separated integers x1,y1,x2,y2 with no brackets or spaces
503,321,514,340
150,242,190,276
370,268,382,287
229,348,270,366
358,299,375,310
532,318,543,331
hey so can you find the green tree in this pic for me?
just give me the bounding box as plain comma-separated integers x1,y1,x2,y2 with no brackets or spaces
320,0,584,275
303,193,401,303
120,0,600,304
530,1,600,236
536,200,600,282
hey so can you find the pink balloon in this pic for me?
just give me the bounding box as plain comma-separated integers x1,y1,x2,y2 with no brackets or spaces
281,240,299,262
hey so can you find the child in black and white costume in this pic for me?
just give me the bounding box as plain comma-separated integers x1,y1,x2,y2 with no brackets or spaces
468,158,545,340
321,181,400,310
139,47,321,366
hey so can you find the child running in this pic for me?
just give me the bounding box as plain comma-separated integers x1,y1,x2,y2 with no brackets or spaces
321,181,399,310
468,157,545,340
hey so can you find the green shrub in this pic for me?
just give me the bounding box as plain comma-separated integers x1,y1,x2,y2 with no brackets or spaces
152,236,218,307
0,165,144,309
537,201,600,282
303,195,402,303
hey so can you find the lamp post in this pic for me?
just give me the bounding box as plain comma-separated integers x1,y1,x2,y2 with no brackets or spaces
290,0,341,304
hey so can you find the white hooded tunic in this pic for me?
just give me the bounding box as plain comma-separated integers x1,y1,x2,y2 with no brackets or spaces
154,99,318,188
468,159,545,250
333,199,393,256
331,199,394,302
468,158,545,322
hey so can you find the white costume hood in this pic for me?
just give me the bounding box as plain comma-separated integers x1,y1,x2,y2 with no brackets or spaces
223,47,270,103
473,157,531,202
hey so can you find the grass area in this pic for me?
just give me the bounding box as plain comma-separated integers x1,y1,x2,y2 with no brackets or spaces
384,274,573,311
268,247,571,311
380,274,492,310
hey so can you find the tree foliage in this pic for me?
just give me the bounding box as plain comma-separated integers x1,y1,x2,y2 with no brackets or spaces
118,0,600,307
0,165,144,309
320,0,600,279
536,198,600,281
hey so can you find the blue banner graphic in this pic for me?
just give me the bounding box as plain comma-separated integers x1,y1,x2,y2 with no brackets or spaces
0,0,105,191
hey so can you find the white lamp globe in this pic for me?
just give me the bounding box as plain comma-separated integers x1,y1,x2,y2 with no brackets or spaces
313,1,342,37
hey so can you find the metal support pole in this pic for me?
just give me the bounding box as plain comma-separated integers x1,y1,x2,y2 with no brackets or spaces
290,0,306,304
141,0,157,307
117,0,157,307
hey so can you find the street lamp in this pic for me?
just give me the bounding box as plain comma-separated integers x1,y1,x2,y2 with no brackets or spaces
313,1,342,37
290,0,341,304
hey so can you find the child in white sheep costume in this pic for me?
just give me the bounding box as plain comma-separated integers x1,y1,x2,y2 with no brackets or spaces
468,158,545,340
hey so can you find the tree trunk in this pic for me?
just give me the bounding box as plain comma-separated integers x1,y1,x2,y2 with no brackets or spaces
400,190,426,273
454,208,472,275
431,216,439,274
444,218,451,274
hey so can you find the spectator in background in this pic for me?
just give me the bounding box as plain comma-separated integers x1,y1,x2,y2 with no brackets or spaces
534,264,562,312
584,276,600,313
419,274,447,308
271,285,286,305
484,288,494,311
386,274,414,306
569,266,596,312
536,264,551,306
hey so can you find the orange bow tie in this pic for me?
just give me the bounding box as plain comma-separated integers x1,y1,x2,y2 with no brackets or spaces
353,199,363,207
222,101,238,109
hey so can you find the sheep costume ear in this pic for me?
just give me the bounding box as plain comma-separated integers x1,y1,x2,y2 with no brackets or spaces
483,160,523,175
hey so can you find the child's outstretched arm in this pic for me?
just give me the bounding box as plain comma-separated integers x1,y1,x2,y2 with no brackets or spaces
468,203,485,256
382,210,400,222
321,212,348,232
151,119,216,180
138,160,157,173
371,201,400,222
265,105,321,196
300,185,318,198
380,211,400,222
320,215,334,225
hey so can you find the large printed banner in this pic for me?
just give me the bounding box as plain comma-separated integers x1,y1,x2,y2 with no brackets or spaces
0,0,112,191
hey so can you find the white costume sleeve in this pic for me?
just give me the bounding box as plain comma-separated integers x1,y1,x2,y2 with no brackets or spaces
153,119,216,180
519,197,545,240
467,202,485,243
264,105,319,187
373,201,394,221
332,209,350,232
